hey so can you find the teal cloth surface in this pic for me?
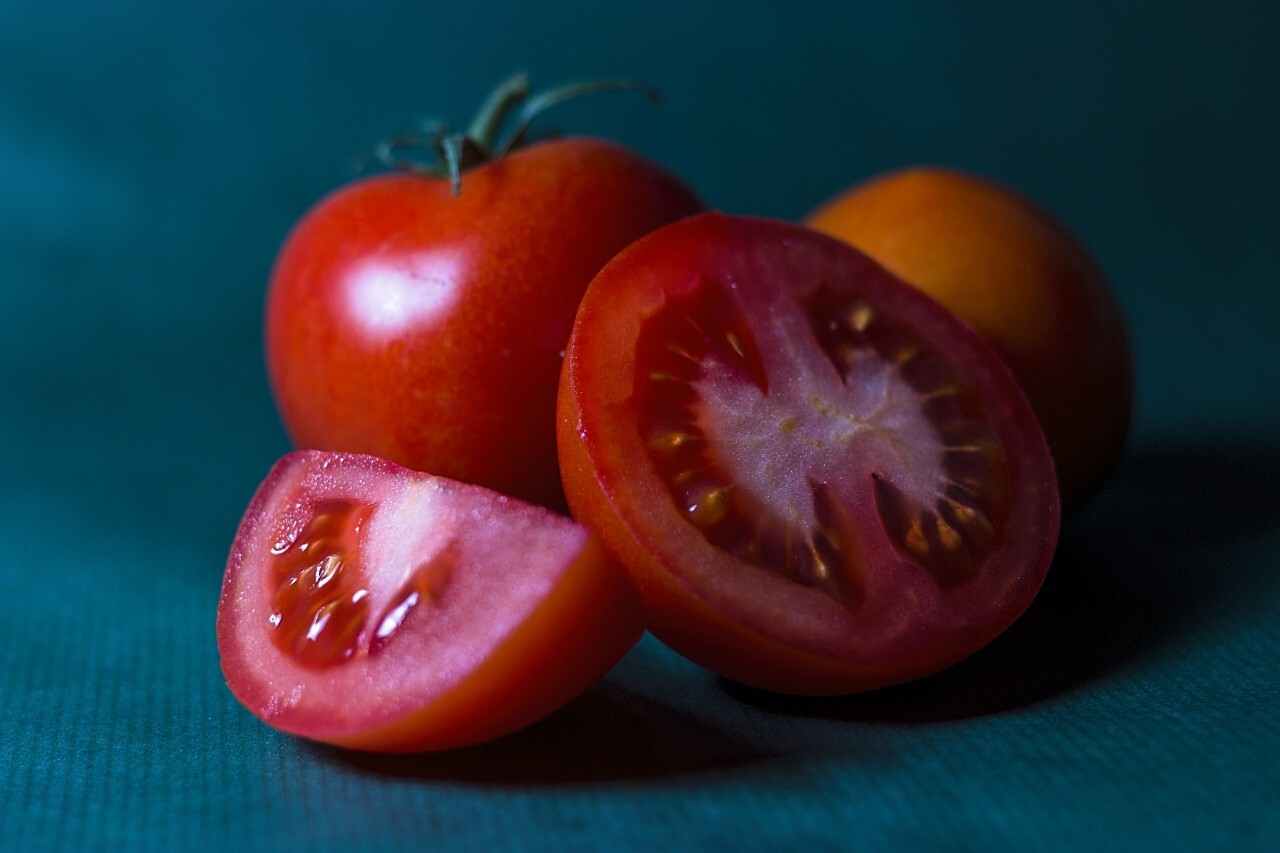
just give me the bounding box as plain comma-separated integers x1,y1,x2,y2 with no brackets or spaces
3,2,1278,850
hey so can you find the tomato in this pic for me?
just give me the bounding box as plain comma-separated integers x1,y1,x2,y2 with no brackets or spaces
557,213,1059,695
804,167,1132,509
265,76,701,509
216,450,644,752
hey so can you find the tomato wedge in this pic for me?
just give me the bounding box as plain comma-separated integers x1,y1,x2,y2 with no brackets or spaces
558,213,1060,695
217,451,643,751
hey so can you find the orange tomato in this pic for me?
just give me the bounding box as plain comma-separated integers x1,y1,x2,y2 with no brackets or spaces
805,167,1132,508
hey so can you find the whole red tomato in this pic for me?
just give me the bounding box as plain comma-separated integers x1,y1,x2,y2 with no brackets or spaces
266,75,701,509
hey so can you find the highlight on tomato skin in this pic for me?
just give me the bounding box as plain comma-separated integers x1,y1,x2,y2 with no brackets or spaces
216,450,645,753
557,212,1061,696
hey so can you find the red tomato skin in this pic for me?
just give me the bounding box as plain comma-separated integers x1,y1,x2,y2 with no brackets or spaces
266,138,701,510
558,213,1060,696
217,451,645,752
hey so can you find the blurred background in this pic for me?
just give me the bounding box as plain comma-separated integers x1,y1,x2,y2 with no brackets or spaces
2,2,1277,849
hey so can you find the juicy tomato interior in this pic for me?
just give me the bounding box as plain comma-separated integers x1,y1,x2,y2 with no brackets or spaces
217,451,644,752
558,212,1060,695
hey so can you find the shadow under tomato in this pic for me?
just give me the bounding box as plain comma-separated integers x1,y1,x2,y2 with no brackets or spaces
724,437,1280,723
310,678,776,785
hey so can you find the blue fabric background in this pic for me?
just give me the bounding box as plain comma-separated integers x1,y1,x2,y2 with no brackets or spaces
2,2,1277,850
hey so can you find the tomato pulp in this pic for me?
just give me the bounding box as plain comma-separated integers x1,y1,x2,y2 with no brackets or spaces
217,451,644,751
558,213,1060,695
266,137,701,509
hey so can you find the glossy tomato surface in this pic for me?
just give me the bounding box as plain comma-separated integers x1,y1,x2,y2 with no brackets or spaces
266,138,701,509
805,167,1132,508
558,213,1059,695
217,450,643,752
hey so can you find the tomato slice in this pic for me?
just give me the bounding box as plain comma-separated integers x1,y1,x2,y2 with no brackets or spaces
558,213,1060,695
217,451,643,752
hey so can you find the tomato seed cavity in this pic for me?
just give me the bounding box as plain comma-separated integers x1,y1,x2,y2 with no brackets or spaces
267,498,462,668
268,499,374,668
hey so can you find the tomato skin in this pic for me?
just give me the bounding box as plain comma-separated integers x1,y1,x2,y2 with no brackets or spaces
266,138,701,510
805,167,1132,509
217,450,644,752
558,213,1059,695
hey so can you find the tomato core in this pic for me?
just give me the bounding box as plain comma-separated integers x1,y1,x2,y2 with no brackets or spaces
635,273,1011,607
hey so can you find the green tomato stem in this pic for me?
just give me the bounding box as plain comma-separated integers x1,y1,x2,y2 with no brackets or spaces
498,78,661,155
369,73,662,195
464,71,533,153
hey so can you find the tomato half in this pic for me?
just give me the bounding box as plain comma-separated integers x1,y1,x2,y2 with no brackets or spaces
558,213,1060,695
805,167,1132,509
266,137,701,510
216,450,643,752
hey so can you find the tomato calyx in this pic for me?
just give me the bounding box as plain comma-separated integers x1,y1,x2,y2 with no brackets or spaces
370,71,661,195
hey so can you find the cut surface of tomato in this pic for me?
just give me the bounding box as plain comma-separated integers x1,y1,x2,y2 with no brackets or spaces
217,451,643,752
558,213,1060,695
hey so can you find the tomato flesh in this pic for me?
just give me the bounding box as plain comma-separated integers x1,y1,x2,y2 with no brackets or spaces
217,451,644,751
558,213,1059,695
